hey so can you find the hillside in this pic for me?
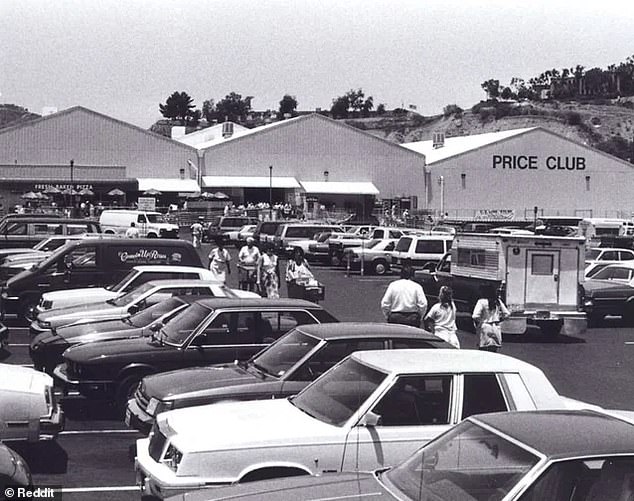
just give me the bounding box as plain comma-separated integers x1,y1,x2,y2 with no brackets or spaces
345,99,634,159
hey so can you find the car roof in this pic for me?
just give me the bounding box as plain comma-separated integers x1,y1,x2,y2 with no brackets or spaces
352,349,541,375
599,262,634,270
131,265,209,273
473,410,634,459
295,322,446,342
143,279,222,288
590,247,633,252
194,297,324,309
64,238,189,248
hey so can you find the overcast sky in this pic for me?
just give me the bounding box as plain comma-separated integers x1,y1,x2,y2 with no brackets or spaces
1,0,633,128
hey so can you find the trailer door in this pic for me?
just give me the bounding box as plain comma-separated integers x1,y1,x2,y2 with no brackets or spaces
525,250,560,304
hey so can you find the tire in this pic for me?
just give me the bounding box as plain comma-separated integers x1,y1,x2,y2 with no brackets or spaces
146,233,158,238
116,374,146,411
330,254,342,267
104,229,115,235
373,259,388,275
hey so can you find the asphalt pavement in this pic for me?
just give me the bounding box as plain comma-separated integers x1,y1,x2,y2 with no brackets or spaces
1,238,633,500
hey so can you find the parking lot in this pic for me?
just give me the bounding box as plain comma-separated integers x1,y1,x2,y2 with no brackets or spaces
2,248,634,500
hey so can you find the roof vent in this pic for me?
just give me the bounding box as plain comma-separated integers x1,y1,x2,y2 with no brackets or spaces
222,122,234,138
171,126,186,139
432,131,445,149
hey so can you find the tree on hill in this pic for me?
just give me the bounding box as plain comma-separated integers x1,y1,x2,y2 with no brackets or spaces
330,95,350,119
481,79,500,99
159,91,199,125
277,94,298,119
214,92,253,123
330,89,375,118
202,99,216,123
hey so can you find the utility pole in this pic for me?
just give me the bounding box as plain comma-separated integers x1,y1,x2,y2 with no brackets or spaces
269,165,273,220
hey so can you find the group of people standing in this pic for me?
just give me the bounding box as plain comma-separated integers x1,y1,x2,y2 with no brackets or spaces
206,237,314,301
381,266,510,351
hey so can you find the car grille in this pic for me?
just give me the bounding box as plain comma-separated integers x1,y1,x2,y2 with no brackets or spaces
160,229,179,238
135,384,150,412
149,428,168,462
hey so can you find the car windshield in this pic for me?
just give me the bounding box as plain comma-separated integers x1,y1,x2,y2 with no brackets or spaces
290,358,385,426
129,297,185,327
316,233,331,243
161,302,213,345
395,237,412,252
385,421,539,501
364,239,382,249
109,269,138,293
110,282,155,306
146,214,166,223
586,249,602,260
251,329,320,377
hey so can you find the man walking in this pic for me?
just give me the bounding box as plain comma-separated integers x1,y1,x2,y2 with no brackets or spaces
381,265,428,327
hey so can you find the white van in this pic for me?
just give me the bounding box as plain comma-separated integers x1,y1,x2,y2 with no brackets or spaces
99,210,179,239
391,234,453,269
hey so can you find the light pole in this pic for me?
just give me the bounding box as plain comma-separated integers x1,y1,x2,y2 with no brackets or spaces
269,165,273,220
70,159,74,186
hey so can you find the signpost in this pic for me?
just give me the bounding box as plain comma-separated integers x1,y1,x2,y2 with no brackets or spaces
137,197,156,211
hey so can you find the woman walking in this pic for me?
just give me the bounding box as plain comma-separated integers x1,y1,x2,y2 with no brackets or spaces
472,284,510,352
424,286,460,348
257,245,280,298
285,248,313,299
207,238,232,284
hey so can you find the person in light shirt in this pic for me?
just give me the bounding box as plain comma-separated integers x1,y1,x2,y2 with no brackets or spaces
237,237,261,291
380,265,428,327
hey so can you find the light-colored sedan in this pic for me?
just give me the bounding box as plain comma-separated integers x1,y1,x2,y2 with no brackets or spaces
135,349,598,499
344,238,398,274
0,364,64,442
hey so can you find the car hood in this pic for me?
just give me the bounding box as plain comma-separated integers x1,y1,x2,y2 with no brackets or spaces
175,472,387,501
162,398,342,453
38,302,121,327
54,317,134,338
42,287,114,303
63,336,166,364
0,363,52,394
143,364,260,400
583,279,633,293
58,326,147,346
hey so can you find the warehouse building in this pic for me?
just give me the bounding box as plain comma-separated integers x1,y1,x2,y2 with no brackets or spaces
402,127,634,219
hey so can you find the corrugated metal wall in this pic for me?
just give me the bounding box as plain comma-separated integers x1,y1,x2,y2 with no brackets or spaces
201,115,426,199
0,108,198,179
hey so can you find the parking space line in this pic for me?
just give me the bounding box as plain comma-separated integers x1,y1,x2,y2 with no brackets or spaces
8,343,30,347
60,486,138,493
60,429,140,435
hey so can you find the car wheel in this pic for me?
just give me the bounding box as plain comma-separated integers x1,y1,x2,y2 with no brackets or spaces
330,254,342,267
116,374,146,410
373,259,388,275
146,233,158,238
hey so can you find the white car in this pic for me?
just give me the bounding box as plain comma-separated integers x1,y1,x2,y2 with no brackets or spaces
222,224,257,245
36,265,216,314
584,247,634,278
135,349,598,499
0,364,64,442
344,238,398,274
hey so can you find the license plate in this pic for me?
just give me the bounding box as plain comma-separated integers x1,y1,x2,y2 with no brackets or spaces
125,408,131,427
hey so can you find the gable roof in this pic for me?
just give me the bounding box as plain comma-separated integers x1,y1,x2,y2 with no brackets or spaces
197,113,427,161
401,128,536,165
0,106,198,154
175,121,249,147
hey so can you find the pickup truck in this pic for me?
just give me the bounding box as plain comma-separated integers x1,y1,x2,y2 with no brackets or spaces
416,233,587,337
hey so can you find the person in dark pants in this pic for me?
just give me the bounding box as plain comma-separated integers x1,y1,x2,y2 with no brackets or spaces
285,247,313,299
380,265,428,327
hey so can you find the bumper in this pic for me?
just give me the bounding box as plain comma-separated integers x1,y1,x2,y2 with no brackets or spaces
126,399,153,434
29,320,52,338
502,311,587,336
0,322,8,349
53,364,116,398
39,403,65,439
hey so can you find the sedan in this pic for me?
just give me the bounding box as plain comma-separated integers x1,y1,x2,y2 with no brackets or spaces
171,409,634,501
126,322,453,433
135,349,598,499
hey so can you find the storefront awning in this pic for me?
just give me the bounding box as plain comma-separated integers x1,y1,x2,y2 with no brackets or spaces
137,178,200,193
300,181,380,195
202,176,300,189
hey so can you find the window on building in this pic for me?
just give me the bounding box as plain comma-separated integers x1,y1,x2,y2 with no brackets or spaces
585,175,591,191
461,173,466,189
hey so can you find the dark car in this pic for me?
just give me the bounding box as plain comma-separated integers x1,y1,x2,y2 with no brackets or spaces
173,409,634,501
582,263,634,325
0,238,202,319
53,298,337,407
204,216,257,243
29,295,200,374
126,322,451,433
0,216,100,249
0,443,31,492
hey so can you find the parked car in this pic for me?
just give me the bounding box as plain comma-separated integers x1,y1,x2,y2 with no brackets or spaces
0,444,31,491
36,265,215,314
135,349,598,498
391,234,453,270
0,364,64,442
327,226,404,267
0,233,99,264
126,322,452,433
54,298,338,406
582,262,634,325
584,247,634,278
0,238,203,319
205,216,258,243
184,409,634,501
223,224,257,246
100,209,179,238
0,216,100,249
29,295,200,374
31,279,256,338
273,223,341,255
343,238,398,275
252,221,288,246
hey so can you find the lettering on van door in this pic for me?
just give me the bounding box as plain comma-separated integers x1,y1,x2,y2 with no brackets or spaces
525,251,559,305
117,249,170,263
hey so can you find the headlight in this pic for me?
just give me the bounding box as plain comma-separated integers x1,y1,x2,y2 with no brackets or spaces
38,320,52,329
584,299,594,307
163,443,183,471
43,386,53,417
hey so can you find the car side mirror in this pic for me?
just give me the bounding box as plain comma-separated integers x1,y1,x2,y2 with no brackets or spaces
359,411,382,427
128,304,139,315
